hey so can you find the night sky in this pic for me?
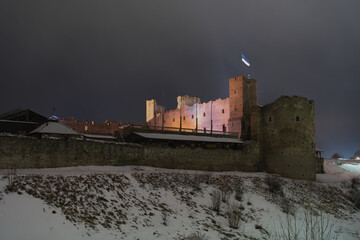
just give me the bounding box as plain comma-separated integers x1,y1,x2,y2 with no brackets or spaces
1,1,359,158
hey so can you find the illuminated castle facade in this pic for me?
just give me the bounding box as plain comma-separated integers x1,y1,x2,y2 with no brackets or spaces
146,75,318,180
146,76,258,140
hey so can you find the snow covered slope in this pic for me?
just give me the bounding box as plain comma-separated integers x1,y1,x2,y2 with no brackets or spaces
0,166,359,240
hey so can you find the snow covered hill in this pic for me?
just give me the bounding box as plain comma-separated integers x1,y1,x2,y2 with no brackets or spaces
0,165,359,240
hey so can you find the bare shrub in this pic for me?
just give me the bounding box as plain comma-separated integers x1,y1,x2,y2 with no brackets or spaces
280,197,296,215
227,202,242,229
219,183,231,203
347,177,360,209
303,209,338,240
221,190,230,203
176,231,208,240
204,173,212,185
271,212,302,240
255,224,269,235
193,175,202,191
211,189,221,214
351,177,360,189
5,166,17,192
235,180,244,201
264,175,282,194
349,189,360,209
162,211,169,226
271,208,338,240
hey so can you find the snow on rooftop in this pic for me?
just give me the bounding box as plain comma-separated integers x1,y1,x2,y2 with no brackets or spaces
30,121,80,135
135,132,243,143
82,134,116,139
0,119,39,124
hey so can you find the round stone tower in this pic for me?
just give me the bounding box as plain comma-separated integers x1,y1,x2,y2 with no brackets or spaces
261,96,316,180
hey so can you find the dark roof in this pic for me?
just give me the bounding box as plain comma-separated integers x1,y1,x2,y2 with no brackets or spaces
0,108,47,123
0,108,25,119
134,132,243,143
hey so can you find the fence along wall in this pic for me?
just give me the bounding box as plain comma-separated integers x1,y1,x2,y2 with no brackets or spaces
0,136,261,172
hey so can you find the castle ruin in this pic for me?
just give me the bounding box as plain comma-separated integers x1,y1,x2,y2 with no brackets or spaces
0,76,320,181
146,75,317,180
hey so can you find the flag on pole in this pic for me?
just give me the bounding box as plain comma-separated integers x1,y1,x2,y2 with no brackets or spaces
242,53,250,67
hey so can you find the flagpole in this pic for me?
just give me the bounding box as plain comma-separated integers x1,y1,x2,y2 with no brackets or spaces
253,60,255,79
241,52,244,77
242,52,251,78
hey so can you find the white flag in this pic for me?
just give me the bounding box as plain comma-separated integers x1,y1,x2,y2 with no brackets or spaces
242,54,250,67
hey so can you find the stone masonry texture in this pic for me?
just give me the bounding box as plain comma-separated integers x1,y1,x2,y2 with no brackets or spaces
261,96,316,180
0,136,260,172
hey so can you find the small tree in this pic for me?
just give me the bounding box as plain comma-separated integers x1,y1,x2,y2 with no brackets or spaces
211,190,221,215
218,182,232,203
6,165,17,192
227,202,242,229
235,182,244,202
331,153,343,159
264,175,282,195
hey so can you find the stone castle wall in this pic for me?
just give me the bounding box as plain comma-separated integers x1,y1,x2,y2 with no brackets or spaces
144,75,319,181
177,95,201,109
0,135,141,168
147,76,258,139
0,135,260,172
148,98,231,134
261,96,316,180
0,76,319,180
59,118,126,136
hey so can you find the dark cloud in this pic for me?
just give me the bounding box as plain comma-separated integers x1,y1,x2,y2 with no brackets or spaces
1,0,359,157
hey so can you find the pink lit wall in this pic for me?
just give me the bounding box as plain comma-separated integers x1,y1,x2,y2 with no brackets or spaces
148,98,230,133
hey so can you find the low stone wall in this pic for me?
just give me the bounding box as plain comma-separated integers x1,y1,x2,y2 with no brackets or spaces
0,136,142,168
0,136,261,172
141,142,260,172
316,157,324,173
